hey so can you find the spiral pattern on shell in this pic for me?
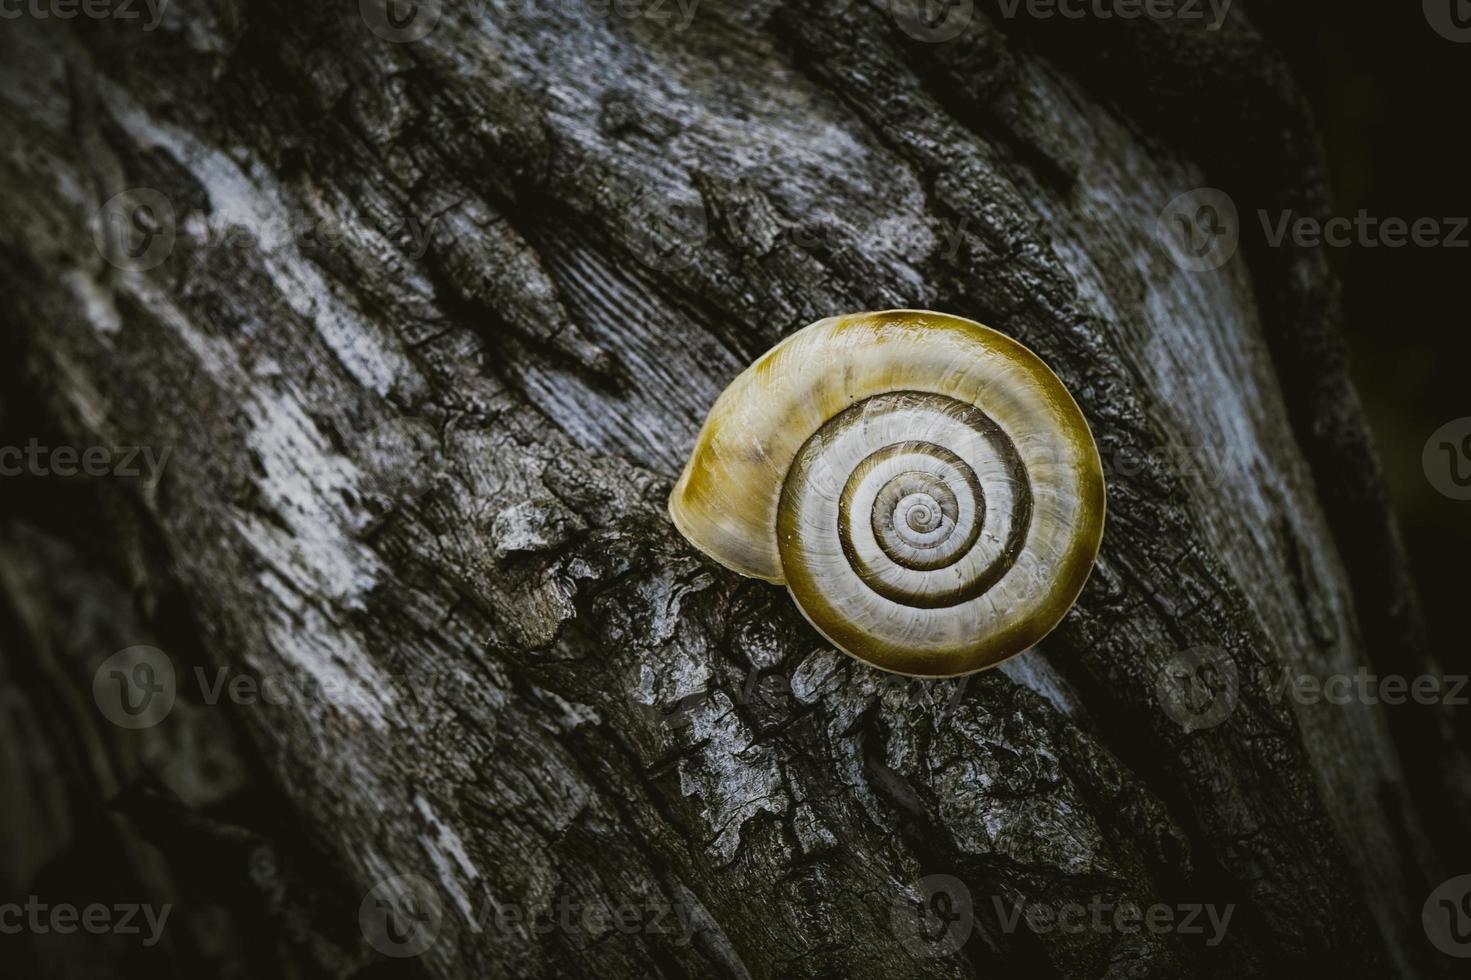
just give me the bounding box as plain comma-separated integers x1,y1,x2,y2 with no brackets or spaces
669,310,1105,677
783,392,1032,611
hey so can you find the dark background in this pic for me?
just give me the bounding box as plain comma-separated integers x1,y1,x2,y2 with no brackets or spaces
1253,0,1468,679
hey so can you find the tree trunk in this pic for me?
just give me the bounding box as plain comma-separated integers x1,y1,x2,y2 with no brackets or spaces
0,2,1461,978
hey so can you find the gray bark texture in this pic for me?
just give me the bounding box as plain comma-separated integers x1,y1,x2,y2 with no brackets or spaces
0,2,1464,978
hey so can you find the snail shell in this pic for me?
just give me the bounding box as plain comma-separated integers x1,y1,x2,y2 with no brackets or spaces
669,310,1105,677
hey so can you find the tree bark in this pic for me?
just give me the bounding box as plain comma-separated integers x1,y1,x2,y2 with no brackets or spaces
0,2,1461,978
